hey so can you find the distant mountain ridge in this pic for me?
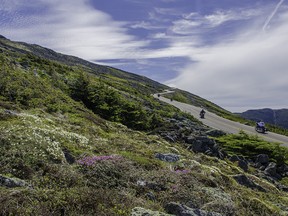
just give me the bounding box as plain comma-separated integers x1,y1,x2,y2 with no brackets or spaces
239,108,288,129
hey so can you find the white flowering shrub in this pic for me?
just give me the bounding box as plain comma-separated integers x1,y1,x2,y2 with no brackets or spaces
1,111,91,163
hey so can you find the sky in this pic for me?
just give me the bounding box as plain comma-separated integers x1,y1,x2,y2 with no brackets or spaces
1,0,288,112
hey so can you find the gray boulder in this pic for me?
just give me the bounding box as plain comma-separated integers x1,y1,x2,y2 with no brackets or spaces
255,154,269,165
232,174,265,192
165,202,223,216
0,175,30,188
155,153,180,162
264,162,281,180
186,135,215,153
229,155,248,172
278,164,288,177
238,160,248,172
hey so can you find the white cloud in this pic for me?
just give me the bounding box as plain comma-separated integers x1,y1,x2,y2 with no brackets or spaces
0,0,149,60
130,21,165,30
166,11,288,112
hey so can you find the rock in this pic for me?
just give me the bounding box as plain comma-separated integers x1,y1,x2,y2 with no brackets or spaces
276,183,288,192
264,162,281,180
131,207,172,216
145,192,156,201
229,155,240,162
232,174,265,192
63,148,75,164
229,155,248,171
165,202,223,216
165,135,176,142
0,175,30,188
238,160,248,172
155,153,180,162
205,129,226,137
186,135,215,152
277,164,288,177
255,154,269,165
186,135,226,159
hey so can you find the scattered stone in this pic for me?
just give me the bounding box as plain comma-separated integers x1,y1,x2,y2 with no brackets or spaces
232,174,265,192
155,153,180,162
264,162,281,180
255,154,269,165
131,207,172,216
238,160,248,172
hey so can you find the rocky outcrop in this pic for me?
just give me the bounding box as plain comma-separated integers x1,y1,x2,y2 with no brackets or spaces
157,116,288,193
156,117,226,160
186,135,225,159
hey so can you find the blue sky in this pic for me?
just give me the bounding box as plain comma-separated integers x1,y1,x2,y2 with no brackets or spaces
1,0,288,112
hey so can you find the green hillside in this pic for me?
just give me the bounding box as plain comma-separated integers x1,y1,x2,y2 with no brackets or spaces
1,36,288,216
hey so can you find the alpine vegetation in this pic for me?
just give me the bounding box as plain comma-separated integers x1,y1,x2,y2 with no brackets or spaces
0,36,288,216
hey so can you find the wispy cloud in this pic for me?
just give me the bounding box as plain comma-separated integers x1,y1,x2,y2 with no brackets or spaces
263,0,286,31
169,8,263,36
130,21,166,30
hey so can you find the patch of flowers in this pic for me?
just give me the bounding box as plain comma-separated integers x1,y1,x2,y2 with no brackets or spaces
77,155,122,166
0,111,91,162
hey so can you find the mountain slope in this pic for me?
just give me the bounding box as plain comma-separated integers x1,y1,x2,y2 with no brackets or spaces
1,36,288,216
239,108,288,129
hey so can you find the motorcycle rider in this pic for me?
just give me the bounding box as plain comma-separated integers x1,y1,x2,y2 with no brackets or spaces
200,108,205,118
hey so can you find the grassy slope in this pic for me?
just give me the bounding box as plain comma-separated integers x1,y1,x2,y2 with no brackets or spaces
0,37,288,215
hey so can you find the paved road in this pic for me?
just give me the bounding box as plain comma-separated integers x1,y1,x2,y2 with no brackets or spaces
154,93,288,147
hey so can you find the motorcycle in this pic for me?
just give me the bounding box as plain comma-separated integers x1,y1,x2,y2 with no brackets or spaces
255,125,267,133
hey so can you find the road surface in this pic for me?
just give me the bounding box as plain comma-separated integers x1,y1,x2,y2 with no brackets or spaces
154,93,288,147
